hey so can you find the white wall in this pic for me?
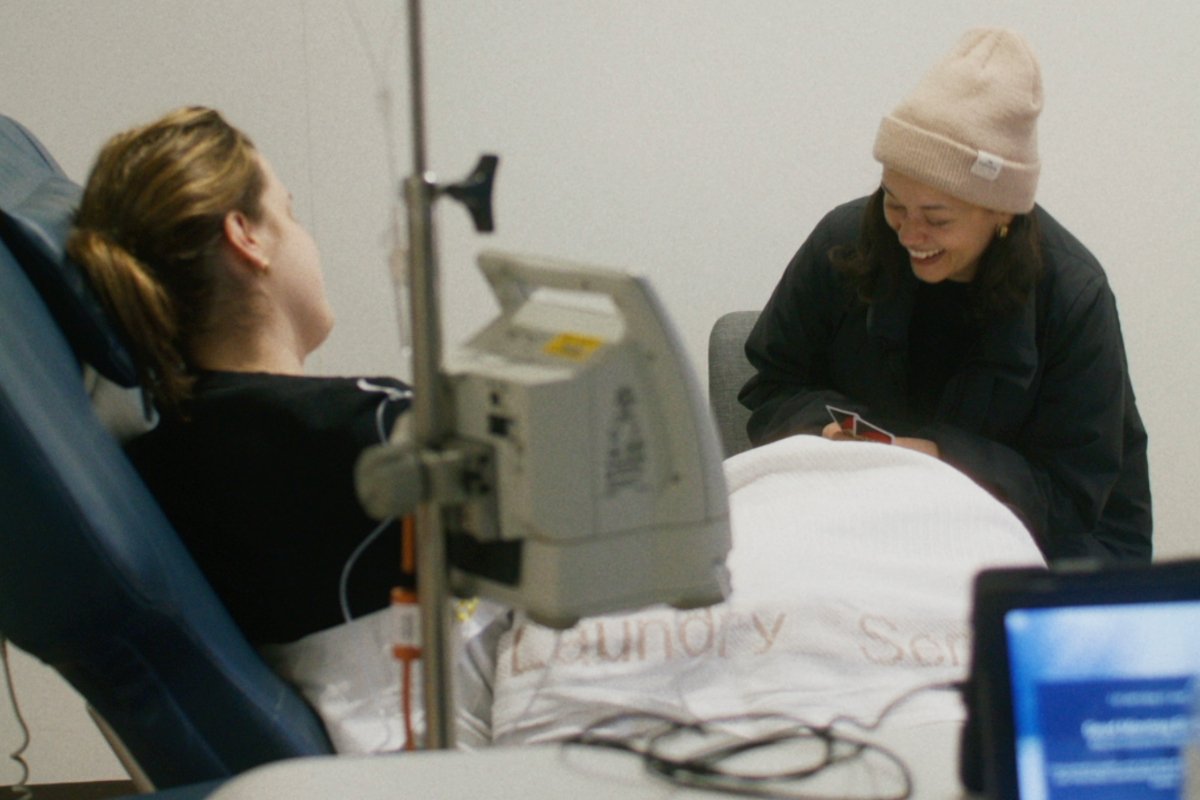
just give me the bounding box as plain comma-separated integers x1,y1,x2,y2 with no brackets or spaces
2,0,1197,785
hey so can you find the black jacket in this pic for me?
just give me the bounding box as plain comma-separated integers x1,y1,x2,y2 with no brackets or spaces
740,197,1151,563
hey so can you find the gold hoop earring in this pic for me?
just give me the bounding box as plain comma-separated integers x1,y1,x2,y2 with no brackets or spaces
996,223,1010,239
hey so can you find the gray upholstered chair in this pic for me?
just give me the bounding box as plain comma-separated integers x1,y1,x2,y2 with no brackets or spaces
706,310,759,458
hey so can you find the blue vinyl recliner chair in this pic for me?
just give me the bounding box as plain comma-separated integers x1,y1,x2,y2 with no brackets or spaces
0,114,333,792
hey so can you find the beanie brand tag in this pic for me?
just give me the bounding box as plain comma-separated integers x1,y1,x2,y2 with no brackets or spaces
971,151,1004,181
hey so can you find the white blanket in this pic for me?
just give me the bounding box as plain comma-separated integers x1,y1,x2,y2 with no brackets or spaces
490,435,1044,744
269,434,1044,752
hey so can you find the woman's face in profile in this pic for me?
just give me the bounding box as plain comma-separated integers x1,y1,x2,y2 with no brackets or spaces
253,153,335,355
880,169,1013,285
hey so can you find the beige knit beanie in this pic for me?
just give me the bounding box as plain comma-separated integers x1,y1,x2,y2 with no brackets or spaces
873,28,1042,214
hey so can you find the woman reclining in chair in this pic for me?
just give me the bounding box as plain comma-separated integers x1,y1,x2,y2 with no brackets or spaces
68,106,412,648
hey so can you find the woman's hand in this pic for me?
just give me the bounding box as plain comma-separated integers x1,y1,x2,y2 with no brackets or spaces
894,436,940,458
821,421,940,458
821,420,857,441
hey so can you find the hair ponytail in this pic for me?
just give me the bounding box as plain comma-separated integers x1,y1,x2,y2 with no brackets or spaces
67,227,193,415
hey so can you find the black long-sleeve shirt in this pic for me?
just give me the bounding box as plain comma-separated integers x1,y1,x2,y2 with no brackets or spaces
126,371,411,645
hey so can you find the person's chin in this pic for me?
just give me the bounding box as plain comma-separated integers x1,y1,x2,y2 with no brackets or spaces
910,258,948,284
910,253,971,284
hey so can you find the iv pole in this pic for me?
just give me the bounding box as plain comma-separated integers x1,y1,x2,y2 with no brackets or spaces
379,0,725,750
401,0,496,750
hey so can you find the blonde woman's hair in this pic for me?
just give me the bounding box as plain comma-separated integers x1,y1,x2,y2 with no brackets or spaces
67,106,264,416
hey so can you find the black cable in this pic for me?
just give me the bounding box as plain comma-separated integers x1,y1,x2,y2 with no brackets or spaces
827,680,964,733
644,715,910,800
561,680,958,799
1,637,33,799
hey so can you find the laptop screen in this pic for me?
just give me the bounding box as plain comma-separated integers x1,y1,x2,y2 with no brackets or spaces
961,562,1200,799
1005,599,1200,799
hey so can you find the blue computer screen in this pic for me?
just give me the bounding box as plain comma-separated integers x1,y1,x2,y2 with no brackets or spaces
1005,601,1200,800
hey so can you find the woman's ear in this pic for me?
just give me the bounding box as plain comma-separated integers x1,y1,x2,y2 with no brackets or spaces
222,210,270,273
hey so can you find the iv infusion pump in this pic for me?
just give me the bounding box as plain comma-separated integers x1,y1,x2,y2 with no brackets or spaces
356,249,731,628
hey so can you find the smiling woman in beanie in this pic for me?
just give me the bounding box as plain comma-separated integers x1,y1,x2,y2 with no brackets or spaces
739,29,1151,563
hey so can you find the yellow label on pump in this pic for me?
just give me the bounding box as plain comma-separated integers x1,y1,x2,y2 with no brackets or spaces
544,332,605,362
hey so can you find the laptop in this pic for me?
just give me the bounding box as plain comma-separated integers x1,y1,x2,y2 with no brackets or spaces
960,560,1200,799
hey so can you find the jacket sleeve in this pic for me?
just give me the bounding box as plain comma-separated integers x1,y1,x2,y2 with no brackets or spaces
739,206,866,444
927,273,1136,561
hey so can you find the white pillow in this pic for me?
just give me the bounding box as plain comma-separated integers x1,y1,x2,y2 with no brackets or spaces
83,365,156,442
262,599,510,753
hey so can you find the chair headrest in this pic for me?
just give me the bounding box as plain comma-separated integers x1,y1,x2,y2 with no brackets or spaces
0,115,138,387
